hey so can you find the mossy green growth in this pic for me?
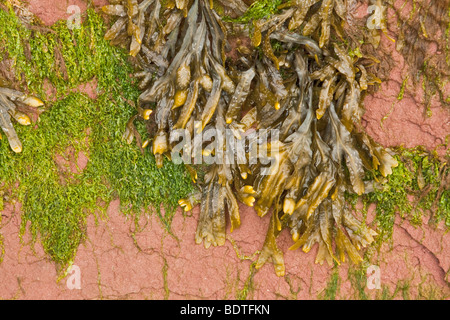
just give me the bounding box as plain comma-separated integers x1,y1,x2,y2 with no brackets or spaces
224,0,285,24
355,147,449,245
347,265,369,300
0,6,193,271
318,265,340,300
236,262,257,300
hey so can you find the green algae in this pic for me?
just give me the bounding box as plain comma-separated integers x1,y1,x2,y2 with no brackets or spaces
347,264,450,300
236,262,257,300
319,264,340,300
224,0,285,24
349,147,449,245
0,5,192,271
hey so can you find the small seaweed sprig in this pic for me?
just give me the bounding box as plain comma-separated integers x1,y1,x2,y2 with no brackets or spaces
0,85,43,152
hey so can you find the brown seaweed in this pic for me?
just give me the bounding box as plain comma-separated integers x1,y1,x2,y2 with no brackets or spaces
104,0,399,276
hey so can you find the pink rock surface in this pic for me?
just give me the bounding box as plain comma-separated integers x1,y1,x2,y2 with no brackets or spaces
360,0,449,157
1,200,448,300
26,0,108,26
0,0,448,300
74,78,99,100
361,32,449,157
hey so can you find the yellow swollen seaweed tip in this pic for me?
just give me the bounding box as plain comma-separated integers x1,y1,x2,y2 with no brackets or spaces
174,90,188,108
142,109,152,120
178,199,193,212
242,185,255,194
12,144,22,153
283,198,296,215
23,96,44,107
16,113,31,126
242,196,255,207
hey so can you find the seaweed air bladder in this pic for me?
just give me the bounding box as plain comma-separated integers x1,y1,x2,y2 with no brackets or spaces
103,0,399,276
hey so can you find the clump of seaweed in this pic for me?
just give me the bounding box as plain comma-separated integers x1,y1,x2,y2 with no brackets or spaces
0,83,43,153
103,0,399,276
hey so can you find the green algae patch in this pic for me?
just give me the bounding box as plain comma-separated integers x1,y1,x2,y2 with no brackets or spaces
327,146,449,300
0,6,193,271
318,265,340,300
224,0,285,24
349,147,449,245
